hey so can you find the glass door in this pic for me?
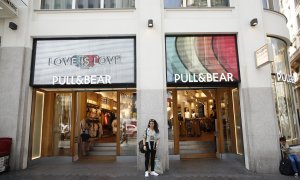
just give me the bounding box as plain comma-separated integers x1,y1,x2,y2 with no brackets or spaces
216,88,243,155
119,91,137,155
30,91,74,160
53,93,73,156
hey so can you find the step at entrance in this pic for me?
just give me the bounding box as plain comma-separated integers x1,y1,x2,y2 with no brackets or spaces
180,141,216,159
88,142,116,156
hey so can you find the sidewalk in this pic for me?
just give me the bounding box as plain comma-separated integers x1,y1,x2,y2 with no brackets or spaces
0,157,295,180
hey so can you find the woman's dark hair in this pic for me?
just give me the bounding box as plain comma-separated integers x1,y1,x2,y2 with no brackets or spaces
148,119,159,133
279,136,286,142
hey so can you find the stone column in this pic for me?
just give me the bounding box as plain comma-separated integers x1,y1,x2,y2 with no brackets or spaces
237,0,281,173
0,47,32,170
136,0,168,171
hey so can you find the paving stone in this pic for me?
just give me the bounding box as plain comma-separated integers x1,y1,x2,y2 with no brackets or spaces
0,158,296,180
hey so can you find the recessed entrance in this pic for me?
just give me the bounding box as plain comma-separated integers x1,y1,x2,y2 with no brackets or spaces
167,88,244,159
30,89,137,161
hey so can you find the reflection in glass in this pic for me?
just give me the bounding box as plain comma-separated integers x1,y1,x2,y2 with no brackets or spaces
103,0,135,8
164,0,230,8
167,91,174,154
186,0,208,7
53,93,72,156
220,91,231,153
41,0,72,9
232,88,243,155
120,92,137,155
269,37,300,145
41,0,135,9
211,0,229,7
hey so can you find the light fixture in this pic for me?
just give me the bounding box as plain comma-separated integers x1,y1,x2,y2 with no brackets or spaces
9,22,17,30
148,19,153,28
250,18,258,27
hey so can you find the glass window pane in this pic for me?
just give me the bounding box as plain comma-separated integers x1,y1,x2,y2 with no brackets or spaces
220,91,231,152
77,0,88,8
262,0,268,9
104,0,115,8
120,92,137,155
270,37,300,145
53,93,72,156
232,88,244,155
211,0,229,7
167,91,174,154
41,0,53,9
52,0,73,9
40,0,73,9
165,0,182,8
88,0,100,8
187,0,207,7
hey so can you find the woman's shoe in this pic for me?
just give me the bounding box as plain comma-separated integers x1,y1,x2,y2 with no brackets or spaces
145,171,149,177
150,171,159,176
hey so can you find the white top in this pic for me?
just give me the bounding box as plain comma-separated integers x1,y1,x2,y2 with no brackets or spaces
143,128,160,143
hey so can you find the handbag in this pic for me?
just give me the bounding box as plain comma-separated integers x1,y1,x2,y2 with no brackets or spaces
138,129,147,153
154,156,163,174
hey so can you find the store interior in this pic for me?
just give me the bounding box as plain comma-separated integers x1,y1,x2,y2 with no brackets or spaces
31,88,243,160
167,88,244,156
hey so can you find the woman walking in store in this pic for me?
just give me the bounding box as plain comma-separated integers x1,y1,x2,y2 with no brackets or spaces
143,119,160,177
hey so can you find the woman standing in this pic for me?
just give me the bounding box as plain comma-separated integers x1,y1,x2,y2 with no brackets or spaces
143,119,160,177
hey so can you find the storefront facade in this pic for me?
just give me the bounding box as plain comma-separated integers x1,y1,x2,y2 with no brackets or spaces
0,0,297,173
269,37,300,145
29,37,138,160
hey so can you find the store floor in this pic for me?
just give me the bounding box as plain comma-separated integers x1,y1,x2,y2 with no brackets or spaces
0,156,294,180
95,136,116,143
179,132,214,141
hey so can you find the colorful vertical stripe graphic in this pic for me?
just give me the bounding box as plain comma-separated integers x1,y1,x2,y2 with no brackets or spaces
166,35,239,83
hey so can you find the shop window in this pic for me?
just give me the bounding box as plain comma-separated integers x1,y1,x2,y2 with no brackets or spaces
269,37,300,145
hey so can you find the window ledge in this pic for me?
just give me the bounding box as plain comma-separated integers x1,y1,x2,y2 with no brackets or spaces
34,8,136,14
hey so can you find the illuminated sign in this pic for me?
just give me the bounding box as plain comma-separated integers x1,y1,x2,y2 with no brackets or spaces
52,75,112,85
166,35,240,85
31,38,136,87
174,73,234,83
275,73,295,84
